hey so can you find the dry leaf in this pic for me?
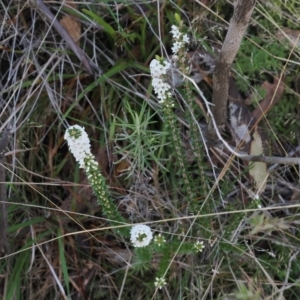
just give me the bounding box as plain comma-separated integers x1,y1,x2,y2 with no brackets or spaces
249,127,269,193
60,0,81,44
251,78,285,122
276,27,300,48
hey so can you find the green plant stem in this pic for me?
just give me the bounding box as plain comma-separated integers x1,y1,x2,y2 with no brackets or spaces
83,154,129,237
163,102,196,205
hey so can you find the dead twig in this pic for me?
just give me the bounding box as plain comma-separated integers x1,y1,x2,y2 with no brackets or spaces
241,155,300,166
214,146,300,166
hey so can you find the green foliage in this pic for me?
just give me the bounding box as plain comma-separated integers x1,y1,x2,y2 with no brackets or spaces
256,0,300,30
235,36,287,91
57,228,70,297
132,247,152,274
113,100,169,178
266,93,298,143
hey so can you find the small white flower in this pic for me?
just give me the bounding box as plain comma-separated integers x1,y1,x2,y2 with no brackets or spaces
171,41,183,54
268,251,276,258
170,24,189,55
170,25,181,39
253,195,262,209
149,60,162,77
130,224,153,247
193,240,205,253
182,34,190,44
154,277,167,289
64,125,92,167
154,233,166,247
150,59,170,77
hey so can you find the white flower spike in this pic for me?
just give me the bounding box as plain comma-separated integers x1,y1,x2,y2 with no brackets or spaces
130,224,153,247
170,24,189,55
170,25,181,39
64,125,92,167
65,125,128,233
149,58,172,104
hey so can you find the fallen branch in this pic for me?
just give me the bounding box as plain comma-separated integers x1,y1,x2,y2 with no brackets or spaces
213,146,300,166
241,155,300,166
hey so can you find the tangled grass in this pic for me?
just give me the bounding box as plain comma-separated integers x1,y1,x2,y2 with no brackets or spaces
1,0,300,299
